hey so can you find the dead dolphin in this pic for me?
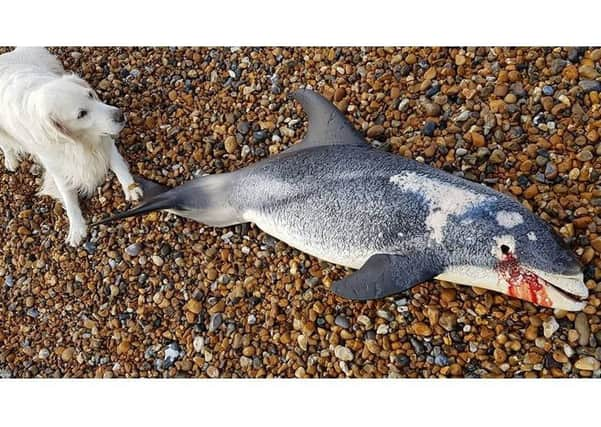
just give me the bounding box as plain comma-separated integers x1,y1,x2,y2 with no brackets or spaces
94,89,588,311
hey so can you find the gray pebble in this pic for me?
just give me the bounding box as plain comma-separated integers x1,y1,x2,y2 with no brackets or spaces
4,275,14,287
125,244,141,256
542,85,554,96
579,80,601,93
334,315,350,329
551,58,567,74
163,342,181,368
83,241,96,254
209,313,223,332
434,354,449,366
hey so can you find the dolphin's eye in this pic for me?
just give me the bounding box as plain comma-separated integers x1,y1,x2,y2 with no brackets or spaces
88,91,94,99
77,110,88,119
500,244,510,254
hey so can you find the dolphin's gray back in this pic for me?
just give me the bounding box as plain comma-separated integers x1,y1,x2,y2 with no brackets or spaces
232,144,506,269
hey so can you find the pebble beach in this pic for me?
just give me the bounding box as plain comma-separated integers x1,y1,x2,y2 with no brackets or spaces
0,46,600,378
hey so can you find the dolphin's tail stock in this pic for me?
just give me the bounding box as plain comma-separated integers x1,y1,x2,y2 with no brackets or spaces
92,173,244,227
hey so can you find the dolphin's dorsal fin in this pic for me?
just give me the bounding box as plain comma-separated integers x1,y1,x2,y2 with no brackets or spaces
287,88,366,152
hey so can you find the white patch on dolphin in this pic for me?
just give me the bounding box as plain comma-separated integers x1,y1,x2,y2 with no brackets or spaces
389,172,491,243
495,211,524,229
527,231,537,241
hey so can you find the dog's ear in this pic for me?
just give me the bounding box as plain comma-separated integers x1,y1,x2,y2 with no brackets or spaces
49,114,74,140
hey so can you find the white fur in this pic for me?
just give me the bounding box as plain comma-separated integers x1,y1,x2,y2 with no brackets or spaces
0,47,142,246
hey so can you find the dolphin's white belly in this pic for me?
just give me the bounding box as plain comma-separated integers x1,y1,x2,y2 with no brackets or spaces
243,209,370,269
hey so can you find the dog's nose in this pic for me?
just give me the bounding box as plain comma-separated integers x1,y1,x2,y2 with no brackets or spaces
113,109,125,123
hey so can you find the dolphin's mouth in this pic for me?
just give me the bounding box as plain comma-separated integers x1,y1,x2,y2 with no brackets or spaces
497,255,588,311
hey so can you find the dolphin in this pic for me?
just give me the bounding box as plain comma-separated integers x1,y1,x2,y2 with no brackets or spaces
93,88,589,311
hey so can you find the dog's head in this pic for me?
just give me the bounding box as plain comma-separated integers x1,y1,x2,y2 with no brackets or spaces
36,74,125,143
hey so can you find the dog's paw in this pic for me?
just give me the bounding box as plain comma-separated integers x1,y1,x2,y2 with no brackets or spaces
66,223,87,247
124,183,143,202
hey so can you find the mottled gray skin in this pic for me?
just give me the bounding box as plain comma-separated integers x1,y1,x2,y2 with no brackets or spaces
232,143,579,275
95,88,582,303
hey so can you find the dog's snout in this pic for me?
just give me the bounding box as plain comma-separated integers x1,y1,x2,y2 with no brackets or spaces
113,109,125,124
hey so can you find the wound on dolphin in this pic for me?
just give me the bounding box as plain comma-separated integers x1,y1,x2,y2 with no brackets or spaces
93,88,588,311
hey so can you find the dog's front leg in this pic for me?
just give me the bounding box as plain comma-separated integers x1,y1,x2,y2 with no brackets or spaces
109,142,143,202
51,173,87,247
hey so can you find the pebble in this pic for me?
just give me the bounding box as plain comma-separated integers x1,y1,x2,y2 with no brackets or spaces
422,121,436,137
151,255,164,267
576,150,593,162
489,149,506,164
3,275,13,287
575,313,590,346
579,79,601,93
413,322,432,336
366,125,385,139
164,343,181,366
83,241,96,254
334,345,354,362
575,357,600,371
434,354,449,366
208,313,223,332
193,336,204,353
357,315,372,329
424,103,441,117
61,347,74,362
206,366,219,378
334,315,349,329
224,135,238,154
543,317,559,338
185,299,202,314
125,243,141,256
438,312,457,332
376,324,390,335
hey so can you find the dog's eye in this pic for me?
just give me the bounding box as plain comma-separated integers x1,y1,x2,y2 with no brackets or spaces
77,110,88,119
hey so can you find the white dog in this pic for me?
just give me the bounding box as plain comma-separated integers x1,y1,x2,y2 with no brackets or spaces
0,47,143,246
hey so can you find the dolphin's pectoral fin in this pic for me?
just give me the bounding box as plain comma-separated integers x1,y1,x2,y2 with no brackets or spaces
287,88,366,152
331,253,442,300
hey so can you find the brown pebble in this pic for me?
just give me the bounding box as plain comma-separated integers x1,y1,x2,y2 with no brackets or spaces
185,299,203,315
61,347,74,362
413,322,432,336
334,87,346,102
366,125,385,138
224,135,238,154
523,184,538,199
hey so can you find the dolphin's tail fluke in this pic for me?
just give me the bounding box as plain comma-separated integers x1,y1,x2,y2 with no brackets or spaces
92,172,244,227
